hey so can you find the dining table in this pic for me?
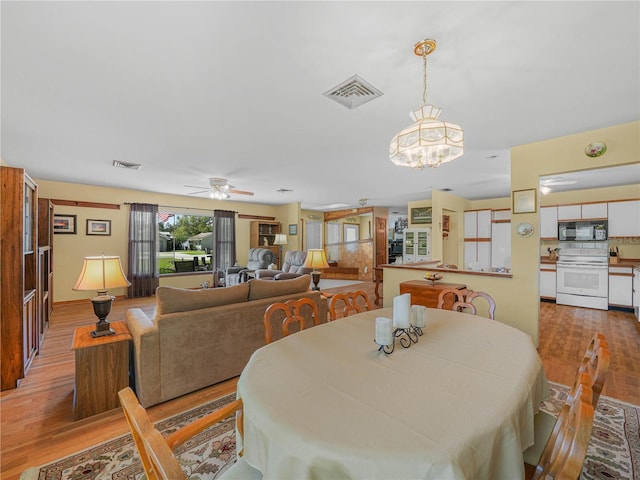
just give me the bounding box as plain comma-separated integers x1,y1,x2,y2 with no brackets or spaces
237,306,549,479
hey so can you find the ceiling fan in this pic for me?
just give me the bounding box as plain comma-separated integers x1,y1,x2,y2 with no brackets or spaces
185,177,254,200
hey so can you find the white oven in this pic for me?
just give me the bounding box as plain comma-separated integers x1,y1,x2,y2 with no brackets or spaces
556,247,609,310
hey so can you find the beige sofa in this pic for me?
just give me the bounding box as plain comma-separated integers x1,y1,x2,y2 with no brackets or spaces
126,274,326,407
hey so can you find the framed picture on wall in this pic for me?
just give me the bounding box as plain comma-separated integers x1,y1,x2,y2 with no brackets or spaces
53,214,77,234
289,224,298,235
411,207,432,224
86,219,111,236
512,189,537,214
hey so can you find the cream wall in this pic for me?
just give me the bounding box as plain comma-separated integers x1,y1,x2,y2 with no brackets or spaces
36,179,290,302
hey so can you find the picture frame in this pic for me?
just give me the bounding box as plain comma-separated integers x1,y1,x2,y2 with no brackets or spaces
53,214,77,234
86,219,111,236
288,224,298,235
512,189,537,214
411,207,432,224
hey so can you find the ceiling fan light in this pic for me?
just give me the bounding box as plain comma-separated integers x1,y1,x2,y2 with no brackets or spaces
210,189,230,200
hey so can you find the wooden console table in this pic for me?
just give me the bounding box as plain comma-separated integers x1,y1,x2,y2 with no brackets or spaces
399,280,467,310
72,321,131,420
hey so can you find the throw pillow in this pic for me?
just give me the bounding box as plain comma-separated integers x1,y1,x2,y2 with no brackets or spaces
156,283,250,315
248,274,311,301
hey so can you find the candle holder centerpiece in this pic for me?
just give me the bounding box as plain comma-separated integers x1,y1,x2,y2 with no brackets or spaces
424,272,443,286
374,296,427,355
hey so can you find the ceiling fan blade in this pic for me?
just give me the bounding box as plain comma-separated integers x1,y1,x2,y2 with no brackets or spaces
184,184,209,189
187,189,210,195
229,189,254,196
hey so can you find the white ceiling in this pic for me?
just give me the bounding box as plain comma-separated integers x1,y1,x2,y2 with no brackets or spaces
2,1,639,214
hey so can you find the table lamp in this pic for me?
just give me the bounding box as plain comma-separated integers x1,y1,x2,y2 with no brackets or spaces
304,249,329,291
273,233,288,268
73,255,131,337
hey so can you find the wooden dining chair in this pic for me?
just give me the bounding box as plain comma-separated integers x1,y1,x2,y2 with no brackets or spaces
328,290,372,321
437,288,496,320
526,382,595,480
118,387,261,480
263,297,320,344
578,345,610,408
436,288,468,311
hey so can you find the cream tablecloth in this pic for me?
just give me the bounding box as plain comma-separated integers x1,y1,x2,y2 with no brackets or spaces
238,307,549,479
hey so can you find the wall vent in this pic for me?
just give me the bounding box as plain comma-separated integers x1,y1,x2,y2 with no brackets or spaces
323,75,383,109
113,160,142,170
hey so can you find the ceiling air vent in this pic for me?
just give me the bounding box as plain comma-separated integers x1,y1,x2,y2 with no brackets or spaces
324,75,383,109
113,160,142,170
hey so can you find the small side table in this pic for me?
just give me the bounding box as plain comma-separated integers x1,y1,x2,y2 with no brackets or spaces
71,321,132,420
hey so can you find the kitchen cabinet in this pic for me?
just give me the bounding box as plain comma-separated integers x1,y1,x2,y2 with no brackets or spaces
539,264,556,299
464,210,492,239
609,266,633,308
403,228,431,263
464,209,491,271
608,200,640,237
492,209,511,221
557,205,582,220
540,206,558,239
491,222,511,270
581,203,607,219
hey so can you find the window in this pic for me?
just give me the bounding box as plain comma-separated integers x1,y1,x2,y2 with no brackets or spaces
327,222,340,245
344,224,359,242
157,211,214,274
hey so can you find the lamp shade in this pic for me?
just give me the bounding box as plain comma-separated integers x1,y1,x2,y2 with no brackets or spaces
304,249,330,270
73,255,131,293
273,234,288,245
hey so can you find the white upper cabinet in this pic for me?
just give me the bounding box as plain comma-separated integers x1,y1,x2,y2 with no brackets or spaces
581,203,608,219
463,211,477,239
492,209,511,221
477,210,492,238
540,206,558,239
608,200,640,237
557,205,582,220
463,210,492,239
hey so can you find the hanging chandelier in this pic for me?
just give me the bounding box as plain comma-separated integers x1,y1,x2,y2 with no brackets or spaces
389,39,464,170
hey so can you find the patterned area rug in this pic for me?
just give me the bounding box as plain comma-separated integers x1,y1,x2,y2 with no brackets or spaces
21,384,640,479
542,382,639,480
20,394,237,480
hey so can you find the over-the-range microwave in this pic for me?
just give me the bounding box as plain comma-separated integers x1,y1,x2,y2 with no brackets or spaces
558,220,608,241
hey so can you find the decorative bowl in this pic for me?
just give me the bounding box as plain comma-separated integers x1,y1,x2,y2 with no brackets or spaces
424,273,443,285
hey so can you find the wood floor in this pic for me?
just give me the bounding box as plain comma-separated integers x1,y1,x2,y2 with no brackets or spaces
1,283,639,479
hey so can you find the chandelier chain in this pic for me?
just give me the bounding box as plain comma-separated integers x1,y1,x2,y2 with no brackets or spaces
422,49,428,105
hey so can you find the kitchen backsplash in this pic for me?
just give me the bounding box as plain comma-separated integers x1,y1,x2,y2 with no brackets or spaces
541,238,640,260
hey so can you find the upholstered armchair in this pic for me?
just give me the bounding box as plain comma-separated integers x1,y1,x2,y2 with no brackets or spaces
255,250,313,280
226,248,277,285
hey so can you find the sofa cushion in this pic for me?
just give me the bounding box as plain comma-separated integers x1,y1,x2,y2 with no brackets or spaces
248,274,310,301
156,283,249,315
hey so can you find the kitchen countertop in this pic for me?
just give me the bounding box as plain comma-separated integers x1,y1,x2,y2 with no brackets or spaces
382,261,513,278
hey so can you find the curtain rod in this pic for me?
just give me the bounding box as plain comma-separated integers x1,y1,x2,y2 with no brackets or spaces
124,202,238,214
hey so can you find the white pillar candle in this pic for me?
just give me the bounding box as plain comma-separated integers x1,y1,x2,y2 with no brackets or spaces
375,317,393,346
411,305,427,328
393,293,411,329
